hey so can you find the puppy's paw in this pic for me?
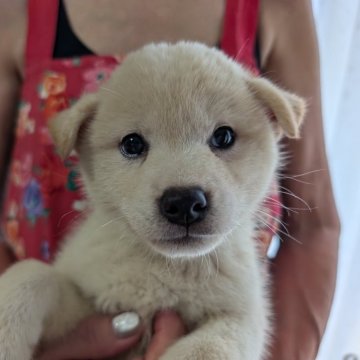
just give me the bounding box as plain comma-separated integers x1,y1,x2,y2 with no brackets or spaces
159,338,237,360
0,308,35,360
0,331,33,360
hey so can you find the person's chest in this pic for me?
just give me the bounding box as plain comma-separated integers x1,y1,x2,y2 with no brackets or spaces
63,0,225,55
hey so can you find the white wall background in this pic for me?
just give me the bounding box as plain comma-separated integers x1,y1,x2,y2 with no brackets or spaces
313,1,360,359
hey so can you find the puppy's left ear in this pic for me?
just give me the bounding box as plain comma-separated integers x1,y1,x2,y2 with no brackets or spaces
49,94,98,159
247,77,306,139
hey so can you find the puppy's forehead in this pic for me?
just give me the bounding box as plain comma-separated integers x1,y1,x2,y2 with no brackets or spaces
96,43,253,142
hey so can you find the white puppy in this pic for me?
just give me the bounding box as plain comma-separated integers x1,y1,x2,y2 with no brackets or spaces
0,42,305,360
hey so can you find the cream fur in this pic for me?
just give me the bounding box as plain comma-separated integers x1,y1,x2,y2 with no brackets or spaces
0,42,305,360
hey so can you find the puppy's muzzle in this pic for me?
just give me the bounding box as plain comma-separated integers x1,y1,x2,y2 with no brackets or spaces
160,187,208,226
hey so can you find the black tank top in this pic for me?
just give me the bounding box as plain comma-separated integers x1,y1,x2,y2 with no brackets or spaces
53,0,261,69
53,0,94,58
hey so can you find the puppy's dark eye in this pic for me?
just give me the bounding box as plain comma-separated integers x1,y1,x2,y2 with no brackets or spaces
210,126,235,149
119,133,147,158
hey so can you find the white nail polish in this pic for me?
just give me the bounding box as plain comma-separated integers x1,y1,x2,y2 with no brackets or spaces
112,312,140,337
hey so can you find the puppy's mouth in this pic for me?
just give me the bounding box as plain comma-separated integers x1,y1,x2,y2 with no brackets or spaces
158,234,207,245
150,233,222,258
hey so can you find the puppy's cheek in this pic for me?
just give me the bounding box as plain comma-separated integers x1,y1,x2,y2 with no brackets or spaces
117,192,161,238
90,152,146,206
210,169,266,232
204,189,237,234
227,157,277,212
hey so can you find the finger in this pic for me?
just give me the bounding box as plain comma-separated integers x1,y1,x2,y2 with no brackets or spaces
38,313,142,360
144,310,186,360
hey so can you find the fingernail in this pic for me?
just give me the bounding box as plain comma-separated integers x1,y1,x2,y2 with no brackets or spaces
112,312,141,338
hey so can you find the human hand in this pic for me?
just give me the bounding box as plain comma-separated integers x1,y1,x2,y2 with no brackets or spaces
37,310,185,360
36,313,142,360
133,310,186,360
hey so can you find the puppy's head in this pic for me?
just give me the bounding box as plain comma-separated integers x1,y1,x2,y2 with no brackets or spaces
50,42,305,258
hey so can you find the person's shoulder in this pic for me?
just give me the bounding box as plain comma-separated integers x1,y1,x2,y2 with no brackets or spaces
259,0,314,66
0,0,27,76
0,0,26,32
262,0,311,8
261,0,313,23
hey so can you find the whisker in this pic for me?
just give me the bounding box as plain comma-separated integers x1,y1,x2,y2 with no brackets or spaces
95,214,126,232
279,168,325,179
263,197,300,214
278,176,312,185
277,186,312,211
213,248,220,279
255,208,289,229
100,86,123,98
252,213,302,245
57,209,77,227
204,253,212,281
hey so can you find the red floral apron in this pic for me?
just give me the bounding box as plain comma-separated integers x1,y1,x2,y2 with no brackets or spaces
1,0,280,262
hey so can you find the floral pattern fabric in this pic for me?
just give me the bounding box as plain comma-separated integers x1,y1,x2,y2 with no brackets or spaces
1,57,119,261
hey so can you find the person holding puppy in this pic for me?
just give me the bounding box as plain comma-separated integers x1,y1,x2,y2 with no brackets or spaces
0,0,339,359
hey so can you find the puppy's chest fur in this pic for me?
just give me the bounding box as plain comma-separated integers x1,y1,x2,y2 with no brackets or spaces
94,267,208,324
63,252,244,328
55,221,253,329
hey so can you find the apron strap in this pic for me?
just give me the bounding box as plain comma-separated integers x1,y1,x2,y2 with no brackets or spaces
221,0,260,73
25,0,59,67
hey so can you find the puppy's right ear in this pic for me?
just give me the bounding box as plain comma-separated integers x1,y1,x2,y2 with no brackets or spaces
247,77,306,139
49,94,98,159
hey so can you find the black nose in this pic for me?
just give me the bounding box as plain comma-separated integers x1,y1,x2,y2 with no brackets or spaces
160,187,208,226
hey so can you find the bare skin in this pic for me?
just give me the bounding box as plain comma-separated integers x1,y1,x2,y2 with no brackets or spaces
0,0,340,359
259,2,340,358
36,311,186,360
